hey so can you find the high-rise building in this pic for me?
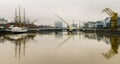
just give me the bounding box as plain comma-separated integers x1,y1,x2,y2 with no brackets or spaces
104,17,111,28
54,21,63,28
104,16,120,28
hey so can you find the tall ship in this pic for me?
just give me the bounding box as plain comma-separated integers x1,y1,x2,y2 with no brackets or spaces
3,6,29,34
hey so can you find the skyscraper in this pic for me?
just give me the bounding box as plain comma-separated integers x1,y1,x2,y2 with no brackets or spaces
54,21,63,28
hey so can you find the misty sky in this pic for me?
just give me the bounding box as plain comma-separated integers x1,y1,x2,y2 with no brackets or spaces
0,0,120,25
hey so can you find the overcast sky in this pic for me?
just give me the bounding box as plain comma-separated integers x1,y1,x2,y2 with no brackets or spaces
0,0,120,25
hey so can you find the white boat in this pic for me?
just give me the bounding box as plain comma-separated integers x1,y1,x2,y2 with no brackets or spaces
10,27,27,34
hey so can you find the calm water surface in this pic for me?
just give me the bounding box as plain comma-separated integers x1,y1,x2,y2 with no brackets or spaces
0,32,120,64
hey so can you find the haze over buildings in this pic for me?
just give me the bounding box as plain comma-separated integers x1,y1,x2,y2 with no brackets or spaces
0,0,120,25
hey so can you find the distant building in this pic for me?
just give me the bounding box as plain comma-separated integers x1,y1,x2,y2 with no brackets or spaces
82,22,88,28
104,16,120,29
72,23,78,29
0,17,8,24
54,21,63,28
88,21,96,28
82,21,96,28
95,21,104,29
0,17,8,29
118,16,120,28
104,17,111,29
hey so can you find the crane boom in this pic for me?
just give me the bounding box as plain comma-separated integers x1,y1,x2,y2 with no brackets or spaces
55,14,74,32
102,8,115,17
55,14,70,26
102,8,118,30
31,19,37,25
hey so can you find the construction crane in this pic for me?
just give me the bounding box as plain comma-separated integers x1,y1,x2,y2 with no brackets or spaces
102,8,118,30
31,19,37,25
102,35,118,59
55,35,73,50
55,14,73,33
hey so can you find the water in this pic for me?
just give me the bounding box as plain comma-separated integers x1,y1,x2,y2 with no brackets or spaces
0,32,120,64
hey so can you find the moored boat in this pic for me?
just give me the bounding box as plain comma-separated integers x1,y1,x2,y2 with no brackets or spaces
10,27,27,34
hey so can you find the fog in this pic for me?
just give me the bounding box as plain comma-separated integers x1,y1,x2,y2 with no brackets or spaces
0,0,120,25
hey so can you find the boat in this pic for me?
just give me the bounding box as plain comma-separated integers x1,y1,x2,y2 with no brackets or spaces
10,27,28,34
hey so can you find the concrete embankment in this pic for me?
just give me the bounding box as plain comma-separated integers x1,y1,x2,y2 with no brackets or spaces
80,28,120,34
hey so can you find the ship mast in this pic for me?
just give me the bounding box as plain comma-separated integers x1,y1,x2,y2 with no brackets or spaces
18,6,21,27
15,8,18,26
23,8,26,27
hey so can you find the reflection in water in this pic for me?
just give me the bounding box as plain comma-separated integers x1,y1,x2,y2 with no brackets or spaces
96,33,104,41
3,34,37,60
81,32,119,59
55,34,73,50
55,32,63,38
102,34,119,59
67,31,78,35
54,31,79,50
0,35,5,43
84,33,97,40
39,31,53,34
0,32,120,64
